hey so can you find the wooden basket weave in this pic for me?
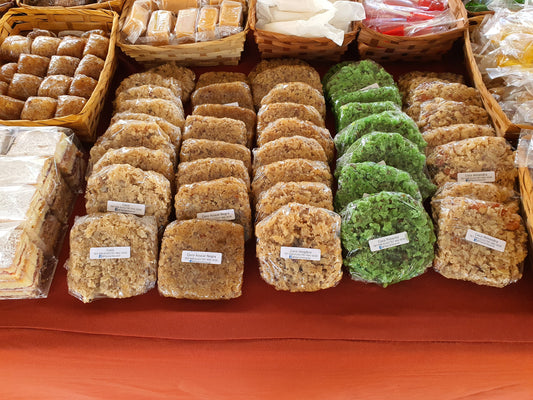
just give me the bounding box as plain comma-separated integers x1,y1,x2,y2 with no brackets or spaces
16,0,124,12
357,0,468,62
117,0,248,66
0,8,118,143
248,0,359,61
464,16,533,139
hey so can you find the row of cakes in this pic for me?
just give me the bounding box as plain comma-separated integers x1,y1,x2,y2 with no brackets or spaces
0,28,110,121
0,127,84,299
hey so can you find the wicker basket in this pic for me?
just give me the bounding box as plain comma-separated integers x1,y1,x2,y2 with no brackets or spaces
248,0,359,61
464,16,533,139
0,8,118,143
16,0,123,12
357,0,468,62
117,0,248,66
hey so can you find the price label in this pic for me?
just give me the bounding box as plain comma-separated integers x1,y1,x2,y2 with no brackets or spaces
107,201,146,216
369,232,409,252
280,247,321,261
457,171,495,183
465,229,506,252
360,83,380,91
181,251,222,264
90,247,131,260
197,209,235,221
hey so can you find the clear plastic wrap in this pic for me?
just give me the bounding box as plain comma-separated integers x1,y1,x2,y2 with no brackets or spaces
158,219,244,299
55,95,86,117
75,54,105,80
174,177,252,240
158,0,198,13
415,98,490,132
251,159,332,203
324,59,395,102
0,95,24,120
82,32,109,60
183,115,247,146
144,10,175,45
335,161,422,212
146,63,196,102
334,110,424,156
17,54,50,78
336,101,401,130
47,55,80,77
251,65,322,109
90,119,176,167
218,0,243,38
30,36,61,58
85,164,172,229
252,136,327,175
255,202,343,292
57,36,86,59
332,86,402,115
176,157,250,189
5,126,85,193
110,112,182,149
334,131,436,199
92,147,175,184
114,85,183,111
426,136,517,189
67,213,158,303
405,81,483,109
195,71,248,89
192,103,256,147
0,82,7,96
397,70,465,96
20,97,57,121
433,197,527,287
260,82,326,118
38,75,73,99
196,6,219,42
256,118,334,163
179,138,251,172
7,73,43,101
0,35,31,62
191,81,253,110
173,8,199,44
248,58,310,83
116,72,184,99
256,102,324,133
423,123,496,155
0,63,17,84
340,191,436,287
68,74,98,99
115,98,185,128
255,181,333,223
363,0,461,37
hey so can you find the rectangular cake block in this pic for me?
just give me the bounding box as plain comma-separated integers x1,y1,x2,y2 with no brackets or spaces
158,219,244,299
183,115,248,146
86,164,172,229
256,102,324,133
255,203,342,292
67,213,158,303
179,139,251,172
176,157,250,189
190,81,254,110
174,177,252,241
434,197,528,288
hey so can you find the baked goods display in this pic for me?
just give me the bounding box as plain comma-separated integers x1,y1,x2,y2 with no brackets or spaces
0,29,110,121
121,0,246,45
0,126,83,299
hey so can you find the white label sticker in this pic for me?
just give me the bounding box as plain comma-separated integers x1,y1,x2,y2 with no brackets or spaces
360,83,380,91
377,160,387,166
457,171,495,183
224,102,240,107
369,232,409,252
465,229,506,252
181,251,222,264
90,247,131,260
197,209,235,221
280,246,321,261
107,200,146,215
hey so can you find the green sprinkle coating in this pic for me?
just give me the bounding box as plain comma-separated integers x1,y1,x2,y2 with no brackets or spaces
334,132,436,199
322,61,357,88
340,191,436,287
334,110,426,156
334,162,422,212
332,86,402,115
336,101,400,131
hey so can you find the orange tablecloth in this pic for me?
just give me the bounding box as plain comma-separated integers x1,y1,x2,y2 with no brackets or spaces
2,37,533,399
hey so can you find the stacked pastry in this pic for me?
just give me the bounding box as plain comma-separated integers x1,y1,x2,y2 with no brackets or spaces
400,71,528,287
0,29,110,120
249,59,342,293
67,62,194,303
158,70,254,300
0,127,84,299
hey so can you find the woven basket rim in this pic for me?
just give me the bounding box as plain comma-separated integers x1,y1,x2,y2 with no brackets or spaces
16,0,122,9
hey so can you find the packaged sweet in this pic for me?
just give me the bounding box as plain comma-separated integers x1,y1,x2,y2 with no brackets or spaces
121,0,152,44
7,73,42,101
114,85,183,111
68,74,97,99
255,203,343,292
180,138,251,172
256,102,324,133
0,63,17,84
67,213,158,303
20,97,57,121
75,54,105,80
333,86,402,115
191,81,253,110
423,124,496,155
196,6,219,42
174,177,252,240
158,219,244,299
174,8,199,44
248,58,310,82
1,35,31,62
159,0,199,13
57,36,86,59
397,70,465,97
336,101,401,131
260,82,326,118
176,157,250,189
335,161,422,212
183,115,247,146
55,95,86,117
82,34,109,60
340,191,436,287
195,71,248,89
38,75,73,99
147,63,196,102
115,98,185,128
145,10,175,45
0,95,24,120
17,54,50,78
218,0,243,38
